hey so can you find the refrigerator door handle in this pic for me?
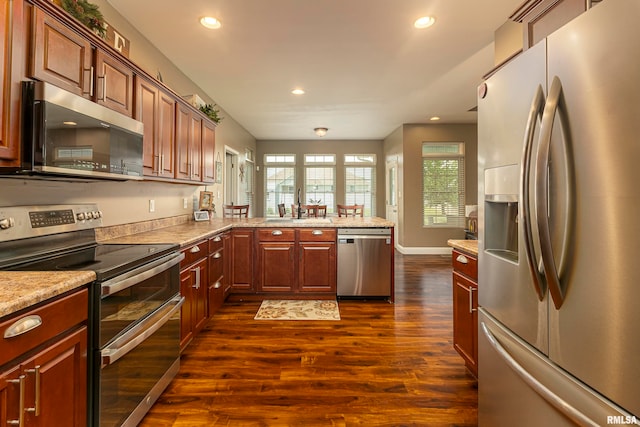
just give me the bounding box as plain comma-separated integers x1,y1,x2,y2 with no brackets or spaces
521,84,547,301
536,76,574,309
481,321,599,427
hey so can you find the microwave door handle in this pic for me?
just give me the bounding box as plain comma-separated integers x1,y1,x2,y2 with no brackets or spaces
101,295,184,367
536,76,574,310
521,84,547,301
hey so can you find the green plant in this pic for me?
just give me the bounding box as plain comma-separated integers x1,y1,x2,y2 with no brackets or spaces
61,0,106,38
199,103,223,124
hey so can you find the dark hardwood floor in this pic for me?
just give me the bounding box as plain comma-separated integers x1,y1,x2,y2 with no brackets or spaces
140,253,478,426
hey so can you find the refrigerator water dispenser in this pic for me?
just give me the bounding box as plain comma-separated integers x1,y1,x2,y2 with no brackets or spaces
484,165,519,263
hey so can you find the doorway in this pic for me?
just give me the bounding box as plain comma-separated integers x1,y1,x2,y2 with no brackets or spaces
386,159,399,246
225,148,239,206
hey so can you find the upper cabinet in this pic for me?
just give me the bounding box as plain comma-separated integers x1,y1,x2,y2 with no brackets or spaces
0,0,24,165
30,6,133,117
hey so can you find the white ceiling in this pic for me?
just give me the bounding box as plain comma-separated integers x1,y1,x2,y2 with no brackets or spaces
106,0,522,140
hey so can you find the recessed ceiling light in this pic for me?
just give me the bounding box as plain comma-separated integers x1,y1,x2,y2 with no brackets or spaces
414,16,436,29
429,116,441,121
63,121,77,126
200,16,221,29
292,88,305,95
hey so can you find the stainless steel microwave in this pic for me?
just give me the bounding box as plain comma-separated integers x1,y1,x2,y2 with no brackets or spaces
8,81,144,180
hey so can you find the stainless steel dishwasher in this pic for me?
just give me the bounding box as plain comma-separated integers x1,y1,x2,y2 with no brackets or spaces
337,228,392,298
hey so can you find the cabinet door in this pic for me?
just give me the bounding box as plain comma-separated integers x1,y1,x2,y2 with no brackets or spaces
258,242,296,292
30,7,92,97
299,242,336,292
191,258,208,333
230,229,254,292
179,268,194,350
136,76,159,176
94,49,133,117
175,102,191,180
0,0,22,164
453,272,478,376
189,114,203,182
158,90,176,177
222,232,232,296
25,327,87,427
202,120,216,183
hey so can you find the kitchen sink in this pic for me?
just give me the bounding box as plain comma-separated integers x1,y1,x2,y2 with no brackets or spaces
264,218,332,224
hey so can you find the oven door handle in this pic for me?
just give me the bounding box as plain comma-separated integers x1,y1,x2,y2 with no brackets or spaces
101,252,185,297
101,295,184,368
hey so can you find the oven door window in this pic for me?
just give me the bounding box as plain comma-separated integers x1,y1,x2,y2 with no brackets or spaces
100,264,179,348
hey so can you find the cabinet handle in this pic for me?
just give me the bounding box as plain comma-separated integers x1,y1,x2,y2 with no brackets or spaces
468,286,477,314
4,315,42,339
271,230,283,236
24,366,41,416
191,267,201,289
212,252,222,259
213,236,222,242
214,281,222,289
160,154,165,173
190,245,201,253
456,254,469,264
7,375,25,426
312,230,323,235
89,66,95,97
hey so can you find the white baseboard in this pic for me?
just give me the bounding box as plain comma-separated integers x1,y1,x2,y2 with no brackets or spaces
395,244,452,255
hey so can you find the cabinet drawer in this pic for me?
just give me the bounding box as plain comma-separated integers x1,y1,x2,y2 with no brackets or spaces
452,249,478,281
257,228,295,242
209,250,223,281
209,234,224,253
0,288,88,366
298,228,336,242
182,240,208,266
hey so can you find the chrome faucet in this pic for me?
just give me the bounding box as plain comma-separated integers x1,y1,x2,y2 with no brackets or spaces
297,188,302,219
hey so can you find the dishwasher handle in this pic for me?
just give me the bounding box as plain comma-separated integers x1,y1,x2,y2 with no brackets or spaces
338,235,391,244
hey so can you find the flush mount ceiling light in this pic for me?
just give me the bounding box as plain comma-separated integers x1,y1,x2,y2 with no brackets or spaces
314,127,328,137
429,116,441,121
414,16,436,29
200,16,222,29
291,88,305,95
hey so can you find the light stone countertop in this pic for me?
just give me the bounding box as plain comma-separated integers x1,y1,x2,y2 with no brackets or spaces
0,216,394,319
447,239,479,256
101,216,395,247
0,271,95,319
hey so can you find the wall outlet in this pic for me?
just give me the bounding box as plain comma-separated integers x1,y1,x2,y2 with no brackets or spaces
149,199,155,213
183,197,189,209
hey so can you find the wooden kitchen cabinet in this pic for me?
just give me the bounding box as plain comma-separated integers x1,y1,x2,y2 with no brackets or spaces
175,100,204,182
298,228,336,293
0,0,23,165
136,76,176,178
0,288,88,427
230,228,254,293
202,119,216,183
514,0,587,50
180,241,208,351
257,229,296,292
30,6,134,116
452,249,478,378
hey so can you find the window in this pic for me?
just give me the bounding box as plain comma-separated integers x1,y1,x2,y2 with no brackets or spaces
344,154,376,216
264,154,296,217
422,142,465,227
304,154,335,213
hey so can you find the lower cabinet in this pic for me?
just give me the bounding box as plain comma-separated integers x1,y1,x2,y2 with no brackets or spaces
208,232,226,315
452,249,478,377
180,240,208,351
230,228,254,293
0,289,88,427
256,228,336,295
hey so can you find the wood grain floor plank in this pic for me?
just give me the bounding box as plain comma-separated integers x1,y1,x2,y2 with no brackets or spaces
140,253,477,426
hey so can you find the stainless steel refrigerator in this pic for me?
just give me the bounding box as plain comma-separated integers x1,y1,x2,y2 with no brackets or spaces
477,1,640,425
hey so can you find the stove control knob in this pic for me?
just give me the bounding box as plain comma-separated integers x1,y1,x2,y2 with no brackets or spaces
0,217,15,230
76,212,86,221
93,211,102,219
86,212,94,220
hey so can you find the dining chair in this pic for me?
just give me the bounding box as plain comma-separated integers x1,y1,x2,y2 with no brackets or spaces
291,204,312,217
277,203,286,217
223,204,249,218
337,204,364,217
314,205,327,218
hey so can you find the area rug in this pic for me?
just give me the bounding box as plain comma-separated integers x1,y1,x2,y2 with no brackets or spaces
254,300,340,321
